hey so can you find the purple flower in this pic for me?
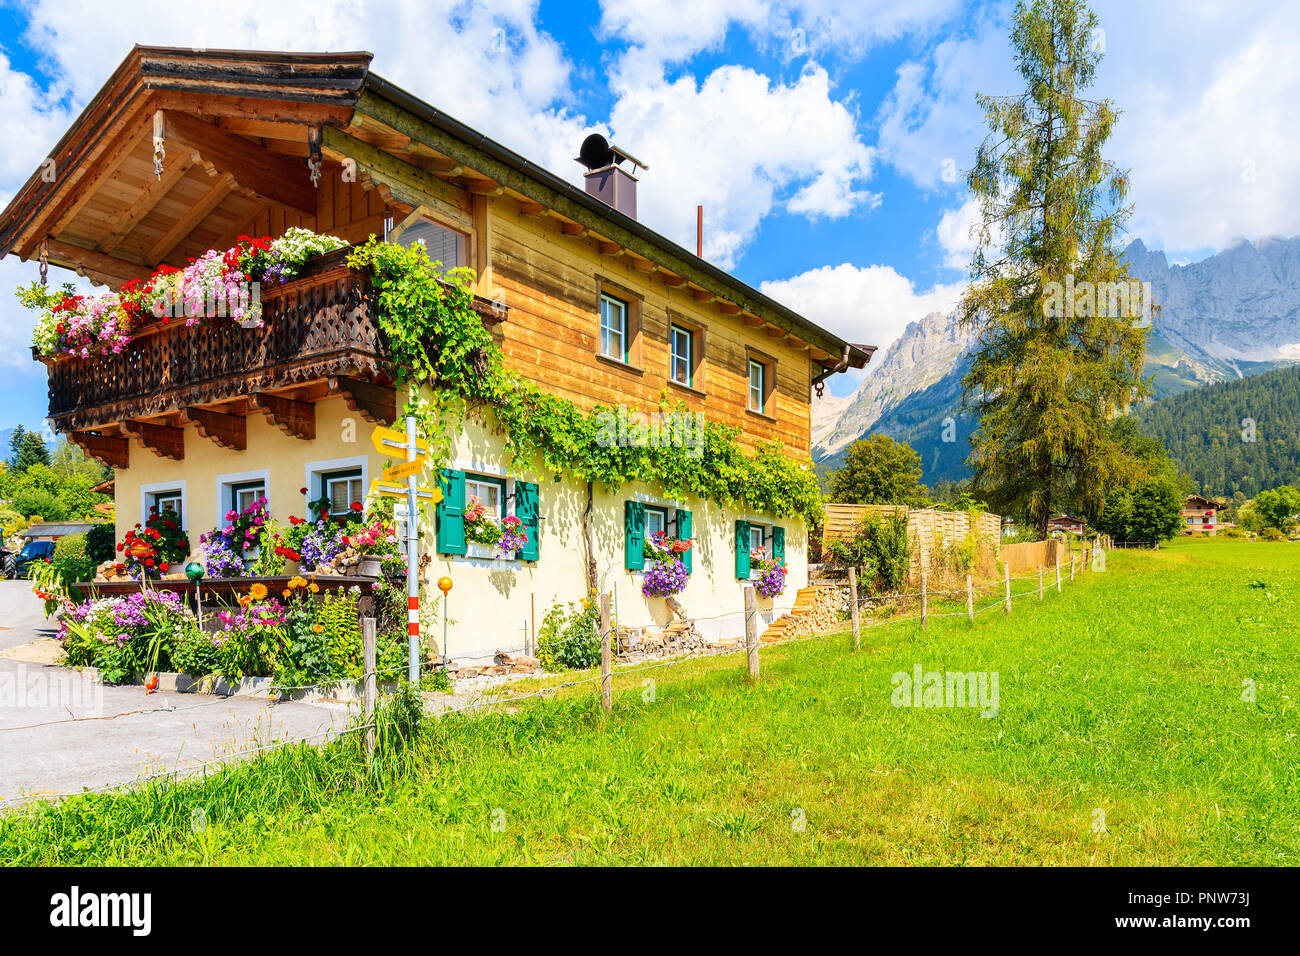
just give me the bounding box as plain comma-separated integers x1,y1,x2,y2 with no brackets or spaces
642,558,688,597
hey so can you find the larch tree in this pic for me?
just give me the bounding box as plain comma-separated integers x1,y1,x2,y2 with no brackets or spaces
960,0,1150,539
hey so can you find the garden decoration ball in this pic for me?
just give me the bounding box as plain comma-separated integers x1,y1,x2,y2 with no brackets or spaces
437,576,453,594
185,561,204,582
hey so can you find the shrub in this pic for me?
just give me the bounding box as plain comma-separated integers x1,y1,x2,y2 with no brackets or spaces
51,533,95,584
536,599,602,670
12,487,69,521
1259,527,1286,541
865,511,913,593
85,522,116,563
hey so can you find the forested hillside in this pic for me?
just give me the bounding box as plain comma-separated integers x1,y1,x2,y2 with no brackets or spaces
1132,364,1300,496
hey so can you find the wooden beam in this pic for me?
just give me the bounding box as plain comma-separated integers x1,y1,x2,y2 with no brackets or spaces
662,273,686,286
184,406,247,451
252,392,315,440
596,240,620,256
70,431,129,470
123,420,184,461
46,109,155,238
43,238,151,284
717,301,741,315
329,377,396,425
765,325,789,339
98,150,199,254
164,111,316,215
629,256,654,272
690,288,714,302
743,314,765,328
146,172,236,265
518,201,544,217
464,177,501,195
560,221,585,236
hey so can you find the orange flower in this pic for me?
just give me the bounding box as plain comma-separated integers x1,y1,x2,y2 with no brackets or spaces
282,589,291,599
248,582,268,601
312,624,324,634
309,583,319,593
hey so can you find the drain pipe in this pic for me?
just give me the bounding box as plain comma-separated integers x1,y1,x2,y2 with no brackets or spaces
811,345,852,395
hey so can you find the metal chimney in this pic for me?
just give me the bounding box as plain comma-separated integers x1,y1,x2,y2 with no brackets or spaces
576,133,648,220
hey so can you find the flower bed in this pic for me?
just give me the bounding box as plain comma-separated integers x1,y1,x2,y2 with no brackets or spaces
54,576,411,687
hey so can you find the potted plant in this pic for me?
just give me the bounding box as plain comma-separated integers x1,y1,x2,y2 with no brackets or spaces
641,531,692,598
750,547,788,597
345,520,401,577
463,495,503,558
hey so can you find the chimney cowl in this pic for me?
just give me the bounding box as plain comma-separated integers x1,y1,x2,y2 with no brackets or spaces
576,133,646,219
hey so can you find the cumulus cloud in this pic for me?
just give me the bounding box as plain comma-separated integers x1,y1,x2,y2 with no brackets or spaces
875,0,1300,259
609,63,878,267
761,261,962,361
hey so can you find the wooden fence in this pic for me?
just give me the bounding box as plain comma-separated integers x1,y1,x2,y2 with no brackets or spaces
820,504,1003,579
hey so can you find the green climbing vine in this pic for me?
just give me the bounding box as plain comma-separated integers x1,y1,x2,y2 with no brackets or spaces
348,237,824,525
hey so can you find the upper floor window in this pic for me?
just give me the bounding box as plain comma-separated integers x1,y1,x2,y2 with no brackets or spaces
644,505,668,540
748,358,766,413
231,479,265,514
465,475,505,524
394,216,469,272
600,293,629,362
671,324,694,386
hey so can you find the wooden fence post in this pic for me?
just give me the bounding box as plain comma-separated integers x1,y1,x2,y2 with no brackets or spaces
966,573,974,623
744,585,760,680
362,616,376,762
921,573,928,631
599,591,612,711
848,566,861,651
1070,554,1076,581
1038,564,1044,600
1055,551,1062,593
1003,563,1011,613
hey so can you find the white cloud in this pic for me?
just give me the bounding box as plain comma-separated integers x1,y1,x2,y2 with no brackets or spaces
760,261,962,367
875,0,1300,259
609,63,878,268
934,196,982,271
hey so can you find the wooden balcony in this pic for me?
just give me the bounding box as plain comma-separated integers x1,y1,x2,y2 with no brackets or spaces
42,245,505,467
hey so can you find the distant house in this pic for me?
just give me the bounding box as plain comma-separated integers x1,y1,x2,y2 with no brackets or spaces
1181,494,1223,536
20,522,98,543
1048,514,1086,536
1001,516,1019,538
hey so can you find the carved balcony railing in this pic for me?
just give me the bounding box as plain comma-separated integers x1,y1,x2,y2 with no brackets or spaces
38,245,504,435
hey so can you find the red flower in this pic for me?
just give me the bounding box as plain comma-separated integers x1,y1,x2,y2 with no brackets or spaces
288,515,304,525
160,563,170,572
350,502,363,511
300,487,308,495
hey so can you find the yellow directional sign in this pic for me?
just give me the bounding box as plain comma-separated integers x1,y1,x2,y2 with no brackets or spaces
382,459,426,482
369,479,443,503
371,424,430,458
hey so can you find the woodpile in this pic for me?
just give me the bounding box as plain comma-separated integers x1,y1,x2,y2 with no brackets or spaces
759,586,840,643
447,651,541,679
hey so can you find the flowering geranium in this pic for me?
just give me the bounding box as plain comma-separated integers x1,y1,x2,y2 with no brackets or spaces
347,520,401,557
117,507,190,579
750,548,787,597
497,515,528,556
642,556,689,597
24,282,136,359
199,496,272,577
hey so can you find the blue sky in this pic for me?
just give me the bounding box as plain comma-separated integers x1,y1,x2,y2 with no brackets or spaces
1,0,1297,433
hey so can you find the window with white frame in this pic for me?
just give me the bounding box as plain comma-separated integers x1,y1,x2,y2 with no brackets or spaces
394,216,468,272
600,293,628,361
670,324,694,386
465,475,505,523
321,469,363,516
150,490,183,522
230,480,265,514
748,359,766,413
644,505,668,540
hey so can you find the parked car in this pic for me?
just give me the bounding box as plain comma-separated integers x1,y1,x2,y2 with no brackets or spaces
12,539,55,578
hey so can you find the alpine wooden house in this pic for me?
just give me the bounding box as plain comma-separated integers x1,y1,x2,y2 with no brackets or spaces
0,47,873,654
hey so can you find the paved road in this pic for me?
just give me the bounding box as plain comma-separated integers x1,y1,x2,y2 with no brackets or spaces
0,581,357,806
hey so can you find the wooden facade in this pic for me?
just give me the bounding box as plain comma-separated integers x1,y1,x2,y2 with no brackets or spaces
1,46,872,468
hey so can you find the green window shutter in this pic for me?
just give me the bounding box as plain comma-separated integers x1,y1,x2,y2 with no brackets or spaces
435,469,466,556
625,500,646,570
773,526,785,564
516,480,540,562
735,520,751,579
676,507,693,574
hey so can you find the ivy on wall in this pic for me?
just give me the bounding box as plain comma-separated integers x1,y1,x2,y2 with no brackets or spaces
348,238,824,525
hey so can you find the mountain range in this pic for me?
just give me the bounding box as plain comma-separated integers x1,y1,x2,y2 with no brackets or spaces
813,236,1300,484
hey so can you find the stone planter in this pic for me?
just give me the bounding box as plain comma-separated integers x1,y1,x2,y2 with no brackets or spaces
357,555,383,578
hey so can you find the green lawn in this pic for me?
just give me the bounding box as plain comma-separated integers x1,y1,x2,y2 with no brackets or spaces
3,538,1297,865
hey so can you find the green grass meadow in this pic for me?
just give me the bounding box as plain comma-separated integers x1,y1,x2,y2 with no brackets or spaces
2,538,1297,865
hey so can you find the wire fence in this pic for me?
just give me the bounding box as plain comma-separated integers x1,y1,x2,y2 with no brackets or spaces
1,544,1107,807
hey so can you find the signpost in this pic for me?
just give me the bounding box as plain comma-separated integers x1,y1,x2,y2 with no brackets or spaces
370,418,433,685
